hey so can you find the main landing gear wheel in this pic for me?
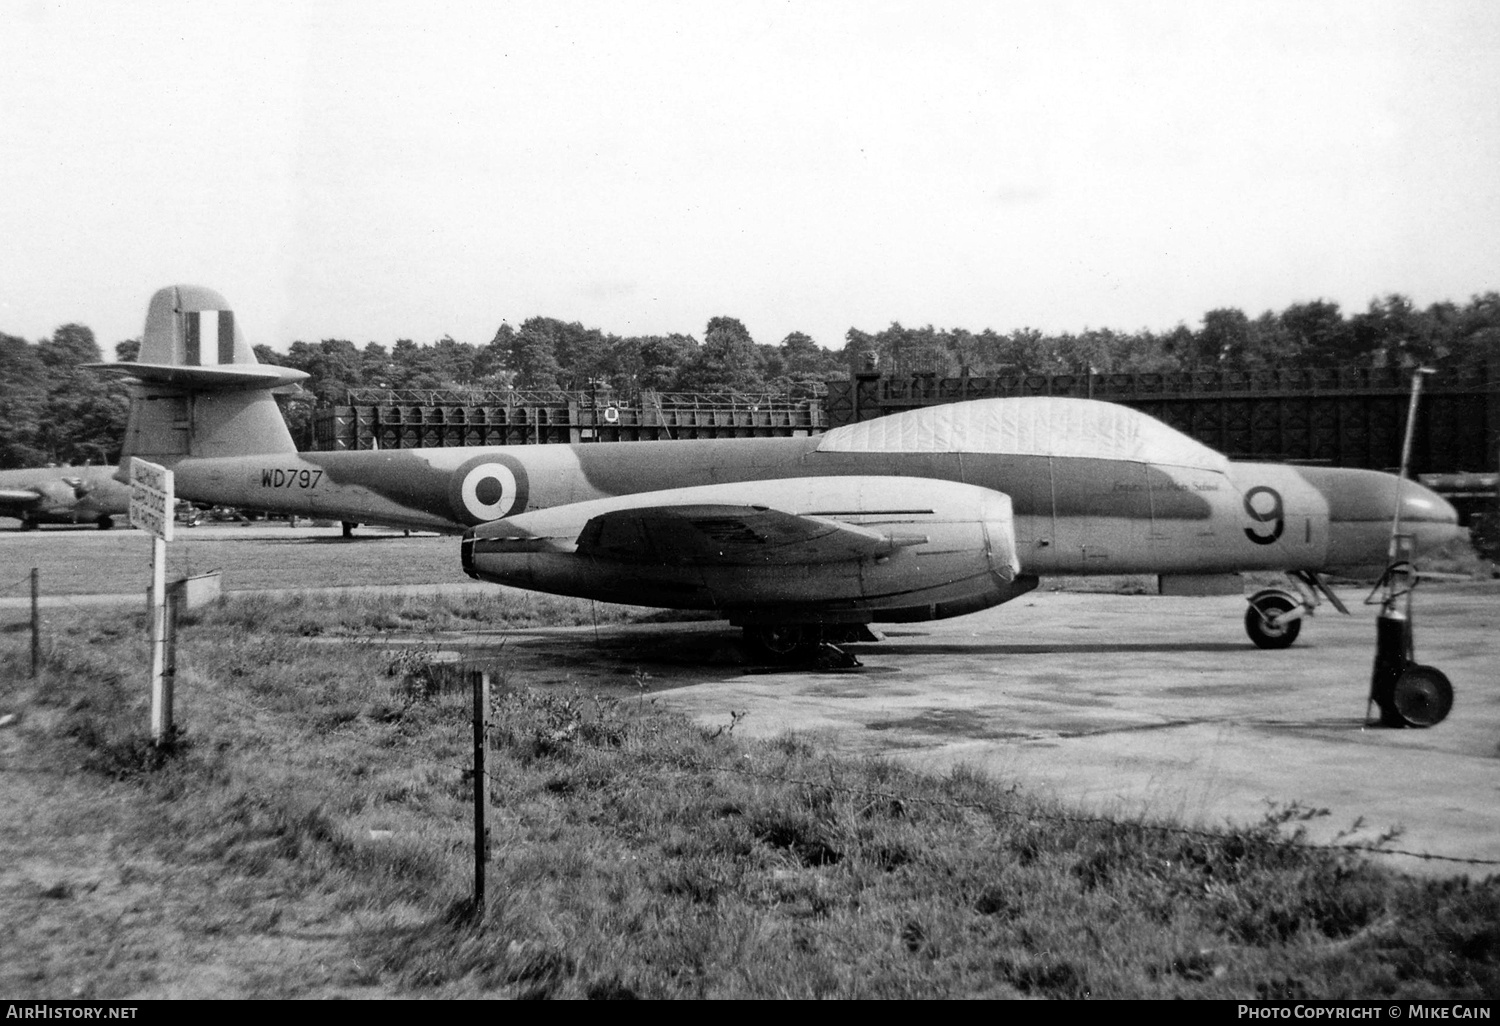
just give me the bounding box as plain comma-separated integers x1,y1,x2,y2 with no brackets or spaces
746,624,813,659
1380,664,1454,728
97,515,114,530
1245,591,1301,649
742,625,862,668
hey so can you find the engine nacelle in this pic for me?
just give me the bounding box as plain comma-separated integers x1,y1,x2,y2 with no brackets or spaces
463,476,1034,623
33,479,87,515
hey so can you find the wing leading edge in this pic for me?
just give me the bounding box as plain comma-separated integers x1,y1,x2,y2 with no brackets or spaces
575,503,927,565
466,477,952,566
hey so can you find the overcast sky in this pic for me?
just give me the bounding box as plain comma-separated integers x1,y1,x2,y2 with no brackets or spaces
2,0,1497,354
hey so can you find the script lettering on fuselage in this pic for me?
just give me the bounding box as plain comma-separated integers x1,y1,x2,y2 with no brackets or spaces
1111,480,1223,493
259,468,324,490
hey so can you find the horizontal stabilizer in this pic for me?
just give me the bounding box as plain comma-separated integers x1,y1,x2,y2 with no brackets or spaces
87,361,308,390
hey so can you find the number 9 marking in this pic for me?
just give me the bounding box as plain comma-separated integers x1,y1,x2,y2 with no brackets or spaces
1243,486,1284,545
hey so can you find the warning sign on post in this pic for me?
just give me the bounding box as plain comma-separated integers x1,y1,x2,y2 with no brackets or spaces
129,457,175,542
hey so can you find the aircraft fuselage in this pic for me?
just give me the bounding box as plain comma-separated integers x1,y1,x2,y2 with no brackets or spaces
0,466,131,527
167,433,1454,580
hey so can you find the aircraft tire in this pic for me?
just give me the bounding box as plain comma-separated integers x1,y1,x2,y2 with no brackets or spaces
19,518,38,531
97,516,114,530
744,624,817,662
1384,664,1453,728
1244,592,1300,649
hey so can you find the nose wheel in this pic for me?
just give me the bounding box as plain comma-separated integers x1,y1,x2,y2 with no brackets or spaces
1243,572,1350,649
1245,590,1302,649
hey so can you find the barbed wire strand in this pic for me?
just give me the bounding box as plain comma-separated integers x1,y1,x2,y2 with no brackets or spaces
0,572,38,596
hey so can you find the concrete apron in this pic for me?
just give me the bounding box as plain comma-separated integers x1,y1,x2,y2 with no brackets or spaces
623,587,1500,878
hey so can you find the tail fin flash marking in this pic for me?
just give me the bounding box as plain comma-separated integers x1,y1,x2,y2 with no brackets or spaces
186,310,206,365
219,310,235,364
183,310,234,366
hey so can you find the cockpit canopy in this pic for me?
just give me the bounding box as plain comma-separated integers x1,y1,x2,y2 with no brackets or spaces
816,396,1230,472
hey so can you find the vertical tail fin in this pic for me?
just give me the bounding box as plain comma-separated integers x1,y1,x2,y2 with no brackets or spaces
91,285,309,464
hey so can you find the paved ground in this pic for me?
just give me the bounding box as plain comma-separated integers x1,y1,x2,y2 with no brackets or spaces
427,584,1500,878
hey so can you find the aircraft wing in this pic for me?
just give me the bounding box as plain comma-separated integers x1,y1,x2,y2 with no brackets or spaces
472,476,952,569
465,476,1019,616
575,503,916,565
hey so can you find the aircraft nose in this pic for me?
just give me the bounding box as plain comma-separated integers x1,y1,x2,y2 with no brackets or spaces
1310,467,1458,530
1400,480,1460,529
1300,466,1462,572
1398,479,1463,551
1380,480,1464,561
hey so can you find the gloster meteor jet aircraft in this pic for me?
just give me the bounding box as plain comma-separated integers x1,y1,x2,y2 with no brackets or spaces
0,465,131,530
95,285,1461,659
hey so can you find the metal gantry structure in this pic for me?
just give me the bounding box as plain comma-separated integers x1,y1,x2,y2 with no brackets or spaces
825,362,1500,478
315,386,828,449
310,364,1499,518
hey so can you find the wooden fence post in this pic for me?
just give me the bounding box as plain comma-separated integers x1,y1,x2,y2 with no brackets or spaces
472,668,492,914
30,568,39,678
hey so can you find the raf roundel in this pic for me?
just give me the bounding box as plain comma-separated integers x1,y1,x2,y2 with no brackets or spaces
449,455,528,524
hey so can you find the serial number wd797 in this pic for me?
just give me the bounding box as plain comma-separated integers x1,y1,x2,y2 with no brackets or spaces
260,468,323,489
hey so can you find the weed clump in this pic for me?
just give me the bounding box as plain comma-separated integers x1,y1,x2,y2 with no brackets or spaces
750,810,842,868
492,688,629,760
69,722,193,779
385,648,463,702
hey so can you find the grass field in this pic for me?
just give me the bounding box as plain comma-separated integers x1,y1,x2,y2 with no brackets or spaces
0,522,465,595
2,594,1497,999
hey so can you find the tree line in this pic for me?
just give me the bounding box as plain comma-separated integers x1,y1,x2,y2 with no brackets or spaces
247,315,844,400
846,293,1500,381
0,325,131,469
2,292,1495,469
259,292,1499,402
